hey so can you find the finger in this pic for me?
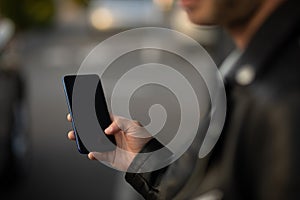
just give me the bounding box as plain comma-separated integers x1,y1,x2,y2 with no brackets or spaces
89,151,114,163
88,152,97,160
133,120,143,127
90,151,135,171
114,115,133,132
114,116,151,138
67,130,76,140
114,116,149,137
67,113,72,122
105,121,121,135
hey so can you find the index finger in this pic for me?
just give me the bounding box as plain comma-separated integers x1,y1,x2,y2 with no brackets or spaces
105,121,121,135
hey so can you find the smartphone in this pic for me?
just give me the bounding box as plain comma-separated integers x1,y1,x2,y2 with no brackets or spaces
62,74,116,154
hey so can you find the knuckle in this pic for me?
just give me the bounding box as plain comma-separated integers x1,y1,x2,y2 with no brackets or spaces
133,120,142,127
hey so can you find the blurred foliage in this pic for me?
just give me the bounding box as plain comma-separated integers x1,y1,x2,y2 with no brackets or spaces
0,0,55,30
72,0,91,7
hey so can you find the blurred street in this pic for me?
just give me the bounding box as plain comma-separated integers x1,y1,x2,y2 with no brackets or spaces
2,26,143,200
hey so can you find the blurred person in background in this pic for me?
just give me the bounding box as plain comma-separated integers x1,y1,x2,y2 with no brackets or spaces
0,16,29,189
67,0,300,199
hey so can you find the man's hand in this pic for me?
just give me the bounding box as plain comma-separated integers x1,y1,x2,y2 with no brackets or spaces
67,114,152,171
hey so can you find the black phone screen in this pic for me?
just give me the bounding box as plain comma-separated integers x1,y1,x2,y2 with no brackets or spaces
63,74,116,153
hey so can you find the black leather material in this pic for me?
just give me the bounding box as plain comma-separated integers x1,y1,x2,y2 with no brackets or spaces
125,0,300,199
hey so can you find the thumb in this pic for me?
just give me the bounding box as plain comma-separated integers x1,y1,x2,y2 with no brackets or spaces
114,116,134,132
104,115,135,135
114,116,151,138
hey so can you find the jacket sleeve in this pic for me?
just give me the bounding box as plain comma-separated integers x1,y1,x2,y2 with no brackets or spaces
236,93,300,200
125,118,210,200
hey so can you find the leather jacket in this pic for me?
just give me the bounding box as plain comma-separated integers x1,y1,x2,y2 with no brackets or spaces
125,0,300,199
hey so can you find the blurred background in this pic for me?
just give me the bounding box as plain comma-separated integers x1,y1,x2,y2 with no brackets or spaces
0,0,233,199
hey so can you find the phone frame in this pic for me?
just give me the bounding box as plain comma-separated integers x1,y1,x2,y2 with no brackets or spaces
62,74,116,154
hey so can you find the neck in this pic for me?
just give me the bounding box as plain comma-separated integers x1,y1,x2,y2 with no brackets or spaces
228,0,285,50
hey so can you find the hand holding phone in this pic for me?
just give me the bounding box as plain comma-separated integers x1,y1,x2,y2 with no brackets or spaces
67,114,153,171
63,74,153,171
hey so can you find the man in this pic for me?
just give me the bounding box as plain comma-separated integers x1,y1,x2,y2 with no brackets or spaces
67,0,300,199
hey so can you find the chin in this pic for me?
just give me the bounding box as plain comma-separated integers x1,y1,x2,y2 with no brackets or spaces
187,13,215,26
186,12,201,24
186,15,199,24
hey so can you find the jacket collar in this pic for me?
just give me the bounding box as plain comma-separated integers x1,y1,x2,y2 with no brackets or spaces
226,0,300,86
